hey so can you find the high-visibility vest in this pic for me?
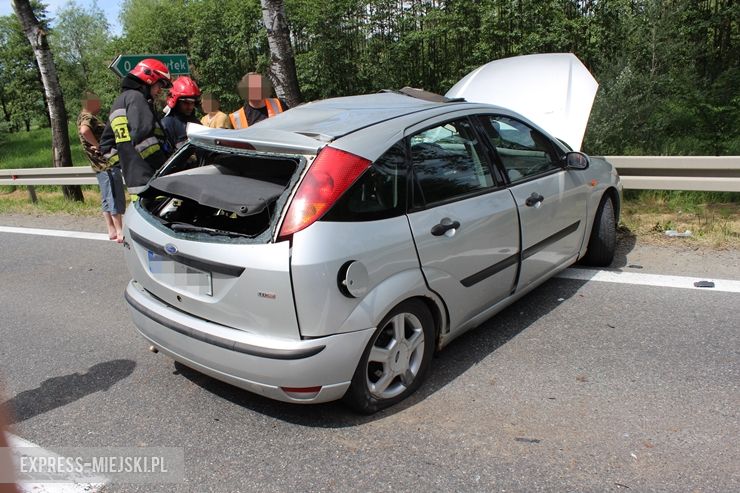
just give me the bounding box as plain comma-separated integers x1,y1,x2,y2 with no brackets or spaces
229,99,284,129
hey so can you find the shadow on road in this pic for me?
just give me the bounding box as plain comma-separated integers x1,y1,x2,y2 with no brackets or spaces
611,225,638,269
176,276,589,427
0,359,136,424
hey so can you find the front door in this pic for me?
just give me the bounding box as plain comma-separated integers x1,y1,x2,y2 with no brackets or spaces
405,117,520,331
478,115,588,289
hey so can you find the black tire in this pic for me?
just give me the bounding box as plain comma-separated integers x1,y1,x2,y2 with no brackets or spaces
581,195,616,267
343,299,435,414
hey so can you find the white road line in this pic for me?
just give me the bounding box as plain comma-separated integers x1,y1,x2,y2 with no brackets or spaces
4,432,107,493
2,225,738,293
0,226,109,241
558,267,740,294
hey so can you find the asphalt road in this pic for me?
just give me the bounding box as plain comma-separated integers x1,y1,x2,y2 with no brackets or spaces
0,223,737,492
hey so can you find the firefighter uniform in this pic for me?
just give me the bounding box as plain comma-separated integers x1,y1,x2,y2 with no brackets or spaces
99,76,172,195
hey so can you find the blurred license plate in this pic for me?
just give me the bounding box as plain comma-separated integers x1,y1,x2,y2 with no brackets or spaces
147,250,212,296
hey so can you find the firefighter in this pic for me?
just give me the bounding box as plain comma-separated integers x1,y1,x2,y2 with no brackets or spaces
162,76,201,148
229,72,288,129
99,58,174,195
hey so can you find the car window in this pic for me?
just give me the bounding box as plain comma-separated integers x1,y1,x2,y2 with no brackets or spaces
410,119,494,207
480,116,560,183
323,142,407,221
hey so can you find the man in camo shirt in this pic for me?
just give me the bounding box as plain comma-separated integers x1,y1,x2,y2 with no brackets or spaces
78,92,125,242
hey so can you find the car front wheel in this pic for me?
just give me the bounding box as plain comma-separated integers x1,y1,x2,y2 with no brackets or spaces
343,299,435,414
581,195,616,267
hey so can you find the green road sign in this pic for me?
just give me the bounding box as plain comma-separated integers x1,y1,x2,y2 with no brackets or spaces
109,54,190,78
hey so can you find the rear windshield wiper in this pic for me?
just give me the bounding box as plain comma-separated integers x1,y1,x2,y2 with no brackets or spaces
167,222,249,238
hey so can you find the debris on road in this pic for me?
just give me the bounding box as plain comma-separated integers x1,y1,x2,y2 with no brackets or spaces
664,229,692,237
693,280,715,288
514,437,541,444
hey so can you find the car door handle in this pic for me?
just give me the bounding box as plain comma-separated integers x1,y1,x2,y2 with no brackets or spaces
431,219,461,236
525,193,544,207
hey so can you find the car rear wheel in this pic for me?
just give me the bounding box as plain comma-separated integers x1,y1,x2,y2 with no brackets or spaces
581,195,616,267
343,299,435,414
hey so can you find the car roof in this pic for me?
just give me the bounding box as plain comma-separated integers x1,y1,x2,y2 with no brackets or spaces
236,92,468,139
187,91,554,162
188,92,476,156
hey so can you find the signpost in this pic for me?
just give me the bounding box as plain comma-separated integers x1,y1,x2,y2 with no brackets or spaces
109,54,190,78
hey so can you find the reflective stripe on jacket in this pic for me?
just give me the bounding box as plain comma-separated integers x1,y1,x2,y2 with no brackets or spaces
99,76,170,193
229,98,284,129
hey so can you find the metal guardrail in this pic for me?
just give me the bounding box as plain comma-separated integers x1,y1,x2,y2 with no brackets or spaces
604,156,740,192
0,166,98,186
1,156,739,192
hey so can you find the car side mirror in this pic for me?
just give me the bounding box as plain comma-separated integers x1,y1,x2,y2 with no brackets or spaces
564,151,589,170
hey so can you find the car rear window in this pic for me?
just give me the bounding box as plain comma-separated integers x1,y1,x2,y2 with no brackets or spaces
139,143,303,241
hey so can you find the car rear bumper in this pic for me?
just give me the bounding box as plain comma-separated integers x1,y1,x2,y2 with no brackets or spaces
125,280,374,404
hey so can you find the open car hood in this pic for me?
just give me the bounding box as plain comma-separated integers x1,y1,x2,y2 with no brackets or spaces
445,53,598,151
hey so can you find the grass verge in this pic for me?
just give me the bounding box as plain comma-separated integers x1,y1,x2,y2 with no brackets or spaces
0,124,88,169
619,191,738,249
0,188,112,216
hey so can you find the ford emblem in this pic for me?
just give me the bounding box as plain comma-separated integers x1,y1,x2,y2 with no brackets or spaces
164,243,178,255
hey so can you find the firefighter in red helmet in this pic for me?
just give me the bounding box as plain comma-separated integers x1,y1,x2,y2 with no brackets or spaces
99,58,175,195
162,76,201,149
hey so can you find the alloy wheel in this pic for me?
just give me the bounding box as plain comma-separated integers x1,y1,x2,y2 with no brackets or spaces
365,312,425,399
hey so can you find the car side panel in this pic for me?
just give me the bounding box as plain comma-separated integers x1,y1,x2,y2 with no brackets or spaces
509,169,589,290
577,157,623,259
407,190,520,332
290,218,425,338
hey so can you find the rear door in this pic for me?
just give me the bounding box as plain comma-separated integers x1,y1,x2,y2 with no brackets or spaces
477,115,588,289
405,117,520,331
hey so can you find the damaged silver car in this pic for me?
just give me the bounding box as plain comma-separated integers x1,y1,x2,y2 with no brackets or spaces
123,53,622,413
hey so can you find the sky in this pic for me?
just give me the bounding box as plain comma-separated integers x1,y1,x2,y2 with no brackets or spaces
1,0,123,36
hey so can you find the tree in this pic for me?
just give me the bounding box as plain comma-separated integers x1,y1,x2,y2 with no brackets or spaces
187,0,266,111
261,0,302,107
12,0,83,201
106,0,737,156
0,13,48,132
50,0,114,116
119,0,194,54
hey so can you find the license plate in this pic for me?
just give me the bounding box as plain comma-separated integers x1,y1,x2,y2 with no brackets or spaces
147,250,212,296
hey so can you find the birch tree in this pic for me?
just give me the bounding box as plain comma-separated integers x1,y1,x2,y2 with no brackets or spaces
11,0,83,202
261,0,302,107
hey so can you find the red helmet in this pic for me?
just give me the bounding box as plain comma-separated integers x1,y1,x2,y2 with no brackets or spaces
166,76,201,108
129,58,172,88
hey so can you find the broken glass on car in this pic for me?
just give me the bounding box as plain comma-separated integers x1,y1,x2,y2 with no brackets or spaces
139,144,302,241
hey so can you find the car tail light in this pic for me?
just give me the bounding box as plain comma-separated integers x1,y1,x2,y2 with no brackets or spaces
278,147,370,240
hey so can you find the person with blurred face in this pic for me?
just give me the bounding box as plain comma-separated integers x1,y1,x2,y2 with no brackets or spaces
229,72,288,129
200,93,232,129
162,76,202,148
78,92,125,242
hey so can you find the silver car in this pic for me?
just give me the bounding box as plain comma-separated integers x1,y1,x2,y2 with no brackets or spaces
123,54,622,413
